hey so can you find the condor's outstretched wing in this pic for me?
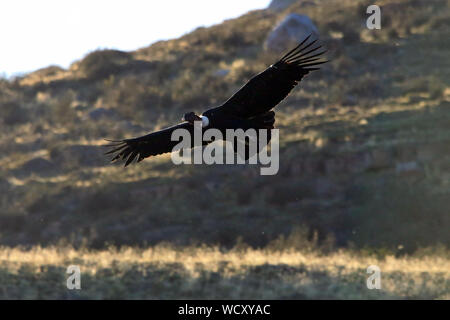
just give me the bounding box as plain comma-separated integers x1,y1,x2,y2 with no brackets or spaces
104,122,208,166
219,35,327,118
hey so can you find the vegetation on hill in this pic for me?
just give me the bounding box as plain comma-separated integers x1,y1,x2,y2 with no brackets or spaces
2,243,449,299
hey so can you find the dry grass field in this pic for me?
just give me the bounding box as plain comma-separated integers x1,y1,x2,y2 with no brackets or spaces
1,243,449,299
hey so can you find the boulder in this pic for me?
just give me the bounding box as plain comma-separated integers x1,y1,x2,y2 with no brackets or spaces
265,13,319,53
268,0,317,11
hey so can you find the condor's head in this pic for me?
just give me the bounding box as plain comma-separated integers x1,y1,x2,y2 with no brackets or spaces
182,112,209,127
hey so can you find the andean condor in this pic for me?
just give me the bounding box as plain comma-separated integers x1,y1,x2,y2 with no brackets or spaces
105,35,327,166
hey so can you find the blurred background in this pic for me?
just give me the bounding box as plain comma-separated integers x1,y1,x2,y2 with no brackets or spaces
0,0,449,299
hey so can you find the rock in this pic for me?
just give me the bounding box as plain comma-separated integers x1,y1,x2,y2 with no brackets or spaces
87,108,116,121
265,13,319,53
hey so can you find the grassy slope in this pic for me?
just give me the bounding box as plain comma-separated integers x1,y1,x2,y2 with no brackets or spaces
0,0,449,299
1,244,449,299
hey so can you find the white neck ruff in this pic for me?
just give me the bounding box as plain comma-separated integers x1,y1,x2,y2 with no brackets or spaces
200,115,209,127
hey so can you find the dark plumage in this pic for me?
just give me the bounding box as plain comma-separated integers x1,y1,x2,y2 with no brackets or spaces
105,35,327,166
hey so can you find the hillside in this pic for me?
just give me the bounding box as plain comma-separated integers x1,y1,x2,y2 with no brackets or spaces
0,0,449,299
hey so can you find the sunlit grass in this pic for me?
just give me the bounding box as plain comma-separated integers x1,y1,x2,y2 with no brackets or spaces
0,245,448,299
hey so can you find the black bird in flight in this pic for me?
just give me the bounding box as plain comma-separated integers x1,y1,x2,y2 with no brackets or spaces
105,35,327,166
